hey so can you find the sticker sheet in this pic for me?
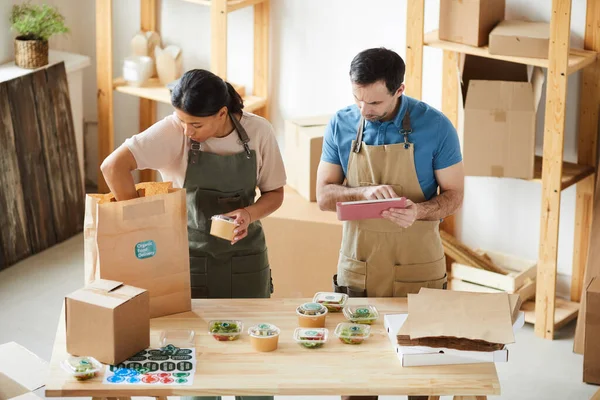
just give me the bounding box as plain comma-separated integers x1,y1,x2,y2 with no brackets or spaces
103,344,196,385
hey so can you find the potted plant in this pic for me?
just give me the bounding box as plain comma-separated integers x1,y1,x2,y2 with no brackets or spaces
9,2,69,69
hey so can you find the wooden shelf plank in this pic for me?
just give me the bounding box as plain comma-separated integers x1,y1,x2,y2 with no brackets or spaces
179,0,267,12
424,30,597,76
113,78,264,113
531,156,595,191
522,298,579,330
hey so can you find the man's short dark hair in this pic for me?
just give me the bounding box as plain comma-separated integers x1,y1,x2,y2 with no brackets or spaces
349,48,406,94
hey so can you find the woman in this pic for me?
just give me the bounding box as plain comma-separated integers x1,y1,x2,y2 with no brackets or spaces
101,69,285,400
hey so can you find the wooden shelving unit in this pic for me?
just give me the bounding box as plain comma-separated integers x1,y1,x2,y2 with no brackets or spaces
406,0,600,339
96,0,270,192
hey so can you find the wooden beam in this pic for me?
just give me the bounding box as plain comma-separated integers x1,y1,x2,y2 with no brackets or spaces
573,0,600,355
404,0,424,99
535,0,572,340
139,0,157,183
253,0,269,118
211,0,228,79
440,50,460,237
96,0,113,193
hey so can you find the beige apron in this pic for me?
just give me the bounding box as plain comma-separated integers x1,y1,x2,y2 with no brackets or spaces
334,107,447,297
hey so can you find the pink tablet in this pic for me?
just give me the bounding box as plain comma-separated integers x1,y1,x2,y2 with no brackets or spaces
336,197,408,221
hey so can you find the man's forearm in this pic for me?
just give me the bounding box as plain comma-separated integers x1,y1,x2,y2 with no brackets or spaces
317,184,365,211
416,189,463,221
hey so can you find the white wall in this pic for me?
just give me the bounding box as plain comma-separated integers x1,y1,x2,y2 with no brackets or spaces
1,0,590,293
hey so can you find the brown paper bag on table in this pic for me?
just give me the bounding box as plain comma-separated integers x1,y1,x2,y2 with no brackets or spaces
83,182,191,318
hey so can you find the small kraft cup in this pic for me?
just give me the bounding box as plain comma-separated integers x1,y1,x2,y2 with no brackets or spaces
210,215,236,241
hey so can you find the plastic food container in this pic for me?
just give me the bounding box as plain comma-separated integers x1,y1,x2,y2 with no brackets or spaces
293,328,328,349
123,55,153,87
313,292,348,312
210,215,236,241
208,320,243,341
343,305,379,325
159,329,195,348
334,323,371,345
61,356,102,381
296,302,328,328
248,323,280,352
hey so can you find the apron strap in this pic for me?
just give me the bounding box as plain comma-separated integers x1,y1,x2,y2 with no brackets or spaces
352,117,366,154
229,111,252,159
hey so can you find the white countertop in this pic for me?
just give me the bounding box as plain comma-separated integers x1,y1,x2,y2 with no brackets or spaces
0,50,91,83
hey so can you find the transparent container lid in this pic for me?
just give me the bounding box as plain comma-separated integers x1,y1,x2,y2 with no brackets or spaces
61,356,102,380
159,329,195,348
211,215,236,223
343,305,379,322
248,323,280,337
297,302,328,316
334,322,371,339
313,292,348,306
293,328,329,344
208,320,243,335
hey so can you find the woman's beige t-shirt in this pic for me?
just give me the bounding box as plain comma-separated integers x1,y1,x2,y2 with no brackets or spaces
125,111,286,192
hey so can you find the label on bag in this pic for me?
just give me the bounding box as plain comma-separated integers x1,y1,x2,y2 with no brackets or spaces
135,240,157,259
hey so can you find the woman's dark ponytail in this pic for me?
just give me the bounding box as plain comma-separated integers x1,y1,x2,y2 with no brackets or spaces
171,69,244,117
224,81,244,114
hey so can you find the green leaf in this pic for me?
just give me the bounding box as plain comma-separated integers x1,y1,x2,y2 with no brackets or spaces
10,2,69,41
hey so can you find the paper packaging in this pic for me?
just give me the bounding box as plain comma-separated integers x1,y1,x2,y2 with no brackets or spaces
0,342,48,400
66,279,150,365
439,0,505,47
84,183,191,318
584,277,600,384
284,115,331,202
489,20,550,59
462,55,545,179
407,288,516,345
210,215,236,241
261,186,342,298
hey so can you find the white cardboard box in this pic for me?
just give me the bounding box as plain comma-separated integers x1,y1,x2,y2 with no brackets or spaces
384,313,524,367
0,342,48,400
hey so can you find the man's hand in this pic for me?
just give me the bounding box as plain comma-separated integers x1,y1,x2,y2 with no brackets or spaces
382,199,419,228
224,208,252,245
363,185,400,200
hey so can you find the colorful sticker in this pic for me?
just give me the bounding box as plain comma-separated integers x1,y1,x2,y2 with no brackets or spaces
135,240,156,259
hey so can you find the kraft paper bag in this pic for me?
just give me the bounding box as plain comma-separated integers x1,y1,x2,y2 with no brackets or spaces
83,182,191,318
407,288,515,345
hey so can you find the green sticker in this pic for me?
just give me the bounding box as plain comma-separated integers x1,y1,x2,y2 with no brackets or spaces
177,361,193,372
146,362,159,372
135,240,156,259
160,362,176,372
176,378,188,384
173,372,190,378
356,308,370,315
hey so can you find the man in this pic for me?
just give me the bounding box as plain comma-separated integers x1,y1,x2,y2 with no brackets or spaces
316,48,464,400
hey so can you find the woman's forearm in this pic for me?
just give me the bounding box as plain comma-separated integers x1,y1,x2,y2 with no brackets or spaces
245,187,284,222
100,145,139,201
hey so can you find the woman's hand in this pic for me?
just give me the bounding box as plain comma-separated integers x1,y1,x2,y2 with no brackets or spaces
224,208,252,245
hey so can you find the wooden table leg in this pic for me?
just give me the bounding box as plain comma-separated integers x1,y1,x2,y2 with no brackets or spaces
428,396,440,400
453,397,487,400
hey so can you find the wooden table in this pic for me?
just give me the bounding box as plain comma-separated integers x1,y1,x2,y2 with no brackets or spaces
45,298,500,399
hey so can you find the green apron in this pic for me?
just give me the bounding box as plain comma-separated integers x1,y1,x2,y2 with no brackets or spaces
184,112,272,300
182,113,273,400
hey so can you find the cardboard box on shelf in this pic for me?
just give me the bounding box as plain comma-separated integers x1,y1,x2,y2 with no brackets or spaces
262,186,342,298
584,277,600,384
0,342,48,400
462,55,545,179
65,279,150,365
284,115,331,202
439,0,505,47
489,20,550,59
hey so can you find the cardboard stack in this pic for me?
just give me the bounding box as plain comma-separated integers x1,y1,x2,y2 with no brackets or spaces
385,288,524,366
439,0,505,47
0,342,48,400
489,20,550,59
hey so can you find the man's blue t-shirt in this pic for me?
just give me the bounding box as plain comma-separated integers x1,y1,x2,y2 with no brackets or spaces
321,95,462,200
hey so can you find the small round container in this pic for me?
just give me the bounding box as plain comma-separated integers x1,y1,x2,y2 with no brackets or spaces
334,322,371,345
343,305,379,325
61,356,102,381
208,320,243,341
210,215,236,241
313,292,348,312
296,302,328,328
248,323,280,352
159,329,195,348
123,55,153,87
293,328,328,349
